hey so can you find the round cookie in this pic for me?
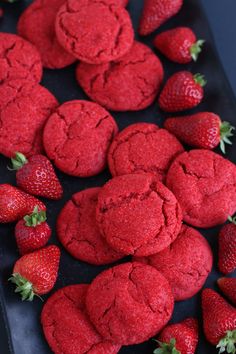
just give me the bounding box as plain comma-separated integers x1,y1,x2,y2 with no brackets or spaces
43,100,118,177
108,123,184,181
17,0,76,69
166,149,236,228
96,173,182,256
0,79,58,158
57,188,124,265
41,284,121,354
86,262,174,345
0,33,42,83
55,0,134,64
134,225,213,301
76,41,164,111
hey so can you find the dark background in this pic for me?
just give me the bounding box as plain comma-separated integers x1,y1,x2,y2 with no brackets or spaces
0,0,236,353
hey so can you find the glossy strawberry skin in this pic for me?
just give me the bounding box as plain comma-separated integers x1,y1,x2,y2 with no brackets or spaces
13,245,60,295
0,184,46,223
218,223,236,274
218,277,236,305
139,0,183,36
202,288,236,345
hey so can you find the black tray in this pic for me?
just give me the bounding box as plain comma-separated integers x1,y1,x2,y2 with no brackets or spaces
0,0,235,353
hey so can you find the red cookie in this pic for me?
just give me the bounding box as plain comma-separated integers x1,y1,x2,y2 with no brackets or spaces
166,150,236,228
134,225,213,301
108,123,184,181
57,188,124,265
41,284,121,354
0,33,42,83
86,262,174,345
0,80,58,158
43,100,118,177
55,0,134,64
17,0,76,69
76,41,164,111
96,174,182,256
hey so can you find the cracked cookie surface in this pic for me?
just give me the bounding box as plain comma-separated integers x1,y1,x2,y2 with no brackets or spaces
0,79,58,158
57,187,124,265
134,225,213,301
108,123,184,181
43,100,118,177
76,41,164,111
55,0,134,64
96,173,182,256
86,262,174,345
17,0,76,69
166,149,236,227
41,284,121,354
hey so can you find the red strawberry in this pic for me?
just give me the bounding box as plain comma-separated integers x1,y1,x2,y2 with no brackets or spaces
218,216,236,274
164,113,235,153
154,317,198,354
11,152,63,200
139,0,183,36
159,71,206,112
218,277,236,305
9,245,60,301
154,27,205,64
202,288,236,351
15,206,51,255
0,184,46,223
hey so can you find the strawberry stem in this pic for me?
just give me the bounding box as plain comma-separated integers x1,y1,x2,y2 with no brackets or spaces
216,330,236,354
9,273,36,301
24,206,47,227
10,152,28,171
193,73,207,87
153,338,181,354
190,39,205,61
220,121,235,154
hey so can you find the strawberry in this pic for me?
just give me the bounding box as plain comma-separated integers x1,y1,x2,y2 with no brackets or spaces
164,113,235,153
9,245,60,301
202,288,236,352
15,206,51,255
154,317,198,354
139,0,183,36
218,277,236,305
10,152,63,200
218,216,236,274
154,27,205,64
0,184,46,223
159,71,206,112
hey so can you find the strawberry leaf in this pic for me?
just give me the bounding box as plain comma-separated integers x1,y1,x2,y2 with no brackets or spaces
190,39,205,61
153,338,181,354
228,215,236,225
193,73,207,87
8,273,37,301
9,152,28,171
216,330,236,354
24,206,47,227
220,121,235,154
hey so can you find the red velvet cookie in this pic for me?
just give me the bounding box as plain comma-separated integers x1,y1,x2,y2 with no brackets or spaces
57,188,124,265
96,174,182,256
86,262,174,345
0,79,58,158
76,41,164,111
0,33,42,83
108,123,184,181
41,284,121,354
134,225,213,301
55,0,134,64
166,150,236,228
17,0,76,69
43,100,118,177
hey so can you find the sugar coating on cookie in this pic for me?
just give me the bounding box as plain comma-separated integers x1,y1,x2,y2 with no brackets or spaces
108,123,184,181
0,33,42,83
43,100,118,177
57,188,124,265
96,174,182,256
134,225,213,301
0,79,58,158
17,0,76,69
76,41,164,111
55,0,134,64
41,284,121,354
166,149,236,228
86,262,174,345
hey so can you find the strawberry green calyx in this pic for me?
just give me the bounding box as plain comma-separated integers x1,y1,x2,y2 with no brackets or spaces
153,338,180,354
24,206,47,227
10,152,28,170
220,121,235,154
193,73,207,87
228,215,236,225
190,39,205,62
216,330,236,354
8,273,40,301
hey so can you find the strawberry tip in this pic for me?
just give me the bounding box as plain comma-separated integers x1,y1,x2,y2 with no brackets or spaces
216,330,236,354
190,39,205,62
